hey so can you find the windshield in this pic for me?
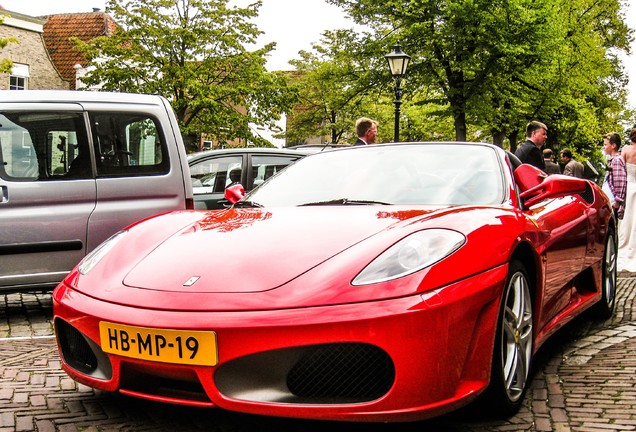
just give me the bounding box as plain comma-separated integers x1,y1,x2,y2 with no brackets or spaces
246,143,505,207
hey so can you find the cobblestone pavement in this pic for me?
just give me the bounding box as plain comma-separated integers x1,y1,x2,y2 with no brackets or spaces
0,277,635,432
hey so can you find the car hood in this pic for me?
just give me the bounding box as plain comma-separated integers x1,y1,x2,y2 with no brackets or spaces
122,207,434,294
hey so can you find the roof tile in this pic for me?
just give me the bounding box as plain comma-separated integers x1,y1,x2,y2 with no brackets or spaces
43,12,117,86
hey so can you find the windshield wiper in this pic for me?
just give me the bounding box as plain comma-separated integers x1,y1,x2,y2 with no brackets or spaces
233,200,263,208
300,198,389,206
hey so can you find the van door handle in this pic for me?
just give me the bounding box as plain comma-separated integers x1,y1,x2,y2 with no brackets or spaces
1,186,7,204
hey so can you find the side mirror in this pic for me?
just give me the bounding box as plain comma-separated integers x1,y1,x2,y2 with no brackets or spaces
224,183,245,204
514,163,547,191
519,175,588,207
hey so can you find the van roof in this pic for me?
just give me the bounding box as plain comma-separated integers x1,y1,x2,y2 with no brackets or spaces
0,90,165,105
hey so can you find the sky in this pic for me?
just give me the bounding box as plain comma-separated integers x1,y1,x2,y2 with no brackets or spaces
0,0,360,71
1,0,635,108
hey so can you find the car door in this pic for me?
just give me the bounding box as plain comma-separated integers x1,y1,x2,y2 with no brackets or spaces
83,105,190,252
529,195,590,328
0,104,96,290
190,154,245,210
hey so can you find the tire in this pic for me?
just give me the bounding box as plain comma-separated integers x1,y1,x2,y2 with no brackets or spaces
483,260,534,416
589,228,617,320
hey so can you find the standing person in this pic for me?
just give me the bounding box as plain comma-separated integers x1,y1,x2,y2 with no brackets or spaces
618,128,636,272
560,149,585,178
602,132,627,220
353,117,378,145
543,149,561,174
515,121,548,171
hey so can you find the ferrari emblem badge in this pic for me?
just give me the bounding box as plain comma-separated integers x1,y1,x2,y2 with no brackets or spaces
183,276,200,286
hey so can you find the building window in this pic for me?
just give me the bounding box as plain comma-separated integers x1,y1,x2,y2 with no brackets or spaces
9,63,29,90
9,76,27,90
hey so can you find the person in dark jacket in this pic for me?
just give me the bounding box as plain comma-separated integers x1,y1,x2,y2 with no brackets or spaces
515,121,548,171
353,117,378,145
542,148,561,174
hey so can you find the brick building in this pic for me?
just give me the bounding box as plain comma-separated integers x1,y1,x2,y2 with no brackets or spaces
0,7,116,90
0,9,67,90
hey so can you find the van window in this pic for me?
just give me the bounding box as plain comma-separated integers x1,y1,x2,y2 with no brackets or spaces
90,113,169,177
0,112,92,180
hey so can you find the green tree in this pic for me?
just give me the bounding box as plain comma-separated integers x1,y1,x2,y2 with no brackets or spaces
328,0,554,141
286,30,395,145
329,0,632,149
478,0,632,152
287,27,475,145
0,16,17,73
74,0,295,149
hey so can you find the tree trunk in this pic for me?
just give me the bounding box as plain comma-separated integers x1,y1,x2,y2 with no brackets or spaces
330,110,338,144
508,130,519,153
452,106,467,142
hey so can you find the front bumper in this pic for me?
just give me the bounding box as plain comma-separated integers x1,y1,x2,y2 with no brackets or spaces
53,264,506,422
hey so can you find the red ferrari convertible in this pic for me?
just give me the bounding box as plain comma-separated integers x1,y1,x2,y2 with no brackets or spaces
53,142,616,422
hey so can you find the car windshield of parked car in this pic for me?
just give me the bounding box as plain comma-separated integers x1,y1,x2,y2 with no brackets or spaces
246,143,505,207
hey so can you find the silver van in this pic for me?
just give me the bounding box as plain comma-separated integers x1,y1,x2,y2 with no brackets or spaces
0,91,193,291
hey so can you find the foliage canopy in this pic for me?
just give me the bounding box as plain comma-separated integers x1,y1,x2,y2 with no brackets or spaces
298,0,634,154
75,0,296,149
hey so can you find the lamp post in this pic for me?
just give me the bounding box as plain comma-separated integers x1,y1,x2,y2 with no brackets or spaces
385,43,411,142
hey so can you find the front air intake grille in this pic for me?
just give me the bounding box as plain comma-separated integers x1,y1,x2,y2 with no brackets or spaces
55,319,98,374
119,363,211,405
286,343,395,401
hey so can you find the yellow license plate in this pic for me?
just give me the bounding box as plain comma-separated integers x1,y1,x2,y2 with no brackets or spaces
99,321,217,366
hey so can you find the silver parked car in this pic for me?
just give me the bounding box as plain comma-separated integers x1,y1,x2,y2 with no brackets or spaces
188,147,316,210
0,91,193,291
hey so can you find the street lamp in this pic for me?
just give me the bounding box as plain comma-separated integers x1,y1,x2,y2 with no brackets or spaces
385,43,411,142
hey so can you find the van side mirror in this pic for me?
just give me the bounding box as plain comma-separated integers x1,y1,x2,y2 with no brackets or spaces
224,183,245,204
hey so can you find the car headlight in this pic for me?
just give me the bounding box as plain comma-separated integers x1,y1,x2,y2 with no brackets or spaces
78,230,128,275
352,229,466,285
